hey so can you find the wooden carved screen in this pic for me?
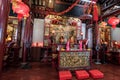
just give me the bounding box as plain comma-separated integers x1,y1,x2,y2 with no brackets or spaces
44,15,81,46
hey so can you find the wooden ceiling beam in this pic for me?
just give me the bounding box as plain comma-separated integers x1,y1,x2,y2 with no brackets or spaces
101,9,120,19
102,0,120,12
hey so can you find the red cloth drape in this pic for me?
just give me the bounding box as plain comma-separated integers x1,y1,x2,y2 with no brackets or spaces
93,4,98,21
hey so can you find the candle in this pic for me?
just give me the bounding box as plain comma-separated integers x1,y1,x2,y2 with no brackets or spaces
79,40,82,51
66,40,70,51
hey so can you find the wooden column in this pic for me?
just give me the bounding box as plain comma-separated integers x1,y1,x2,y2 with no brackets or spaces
0,0,10,73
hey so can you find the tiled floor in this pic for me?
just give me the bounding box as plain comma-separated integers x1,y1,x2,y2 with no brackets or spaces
1,62,120,80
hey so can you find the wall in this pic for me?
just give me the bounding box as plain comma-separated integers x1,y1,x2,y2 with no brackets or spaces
81,23,86,39
32,19,44,43
88,28,93,48
111,28,120,41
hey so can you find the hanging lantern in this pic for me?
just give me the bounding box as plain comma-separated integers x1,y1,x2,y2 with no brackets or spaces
12,1,30,20
13,2,29,16
93,4,98,21
108,17,119,29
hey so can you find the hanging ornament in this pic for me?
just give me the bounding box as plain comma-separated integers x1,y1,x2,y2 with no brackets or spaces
108,17,119,29
12,2,29,16
93,4,98,21
11,1,30,20
50,0,79,15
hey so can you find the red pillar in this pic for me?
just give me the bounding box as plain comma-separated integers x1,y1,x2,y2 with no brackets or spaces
0,0,10,73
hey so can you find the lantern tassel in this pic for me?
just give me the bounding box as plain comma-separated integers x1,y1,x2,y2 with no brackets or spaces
112,25,116,29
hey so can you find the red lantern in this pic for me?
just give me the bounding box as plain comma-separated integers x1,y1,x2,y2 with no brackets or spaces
37,42,43,47
108,17,119,29
12,2,30,19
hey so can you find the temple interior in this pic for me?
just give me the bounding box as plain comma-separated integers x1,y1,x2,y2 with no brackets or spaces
0,0,120,80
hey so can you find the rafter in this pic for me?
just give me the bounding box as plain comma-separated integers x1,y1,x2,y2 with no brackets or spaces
101,9,120,19
102,0,120,12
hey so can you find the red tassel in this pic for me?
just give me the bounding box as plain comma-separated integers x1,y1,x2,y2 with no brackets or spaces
112,25,116,29
93,4,98,21
17,14,23,21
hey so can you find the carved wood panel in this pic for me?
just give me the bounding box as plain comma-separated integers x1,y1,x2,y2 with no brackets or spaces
58,51,91,70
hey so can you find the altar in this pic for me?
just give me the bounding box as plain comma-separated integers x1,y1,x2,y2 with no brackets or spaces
58,50,91,70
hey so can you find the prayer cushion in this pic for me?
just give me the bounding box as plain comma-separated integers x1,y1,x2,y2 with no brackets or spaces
59,70,72,80
75,70,89,79
89,69,104,79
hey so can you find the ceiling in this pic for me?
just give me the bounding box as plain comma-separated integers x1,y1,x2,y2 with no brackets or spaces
23,0,120,19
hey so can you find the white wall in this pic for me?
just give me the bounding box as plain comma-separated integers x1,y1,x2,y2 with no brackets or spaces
88,28,93,48
111,28,120,41
81,23,93,48
32,19,44,43
81,23,86,39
